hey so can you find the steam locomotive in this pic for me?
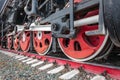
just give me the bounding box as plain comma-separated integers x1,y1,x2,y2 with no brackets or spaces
0,0,120,61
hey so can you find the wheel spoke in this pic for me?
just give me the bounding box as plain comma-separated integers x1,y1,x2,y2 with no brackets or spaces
33,31,52,55
13,36,20,51
7,36,13,49
20,31,30,52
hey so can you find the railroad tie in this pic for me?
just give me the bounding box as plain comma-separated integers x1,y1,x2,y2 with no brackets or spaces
91,75,106,80
0,50,17,57
31,61,44,67
59,69,79,80
22,58,33,63
14,55,24,59
38,63,54,71
47,66,65,74
26,59,38,64
18,56,28,61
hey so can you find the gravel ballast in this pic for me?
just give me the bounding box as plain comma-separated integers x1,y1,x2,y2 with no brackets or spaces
0,52,82,80
0,52,57,80
0,51,113,80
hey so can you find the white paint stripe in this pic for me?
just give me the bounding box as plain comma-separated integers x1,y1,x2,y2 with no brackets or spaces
10,54,18,57
22,58,33,63
14,55,22,58
59,69,79,80
0,50,17,57
14,56,24,59
91,75,106,80
31,61,44,67
26,59,38,64
18,57,28,60
47,66,65,74
11,54,18,57
38,63,53,71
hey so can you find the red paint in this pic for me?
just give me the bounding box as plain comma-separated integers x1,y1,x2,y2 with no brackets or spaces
19,31,30,52
13,35,20,51
7,36,12,49
58,10,105,59
33,31,52,55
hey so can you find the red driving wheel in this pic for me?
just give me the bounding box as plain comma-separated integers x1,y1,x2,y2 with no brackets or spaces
7,35,13,50
13,35,20,51
58,10,112,61
19,31,30,52
33,31,52,55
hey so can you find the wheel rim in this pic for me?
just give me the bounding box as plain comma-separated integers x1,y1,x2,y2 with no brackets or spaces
33,31,52,55
7,36,12,49
13,35,20,51
20,31,30,52
58,10,111,61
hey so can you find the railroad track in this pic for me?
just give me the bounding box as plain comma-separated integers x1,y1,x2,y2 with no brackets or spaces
1,0,120,80
0,48,120,80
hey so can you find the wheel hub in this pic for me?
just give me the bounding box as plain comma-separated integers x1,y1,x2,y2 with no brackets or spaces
37,31,42,40
22,33,26,42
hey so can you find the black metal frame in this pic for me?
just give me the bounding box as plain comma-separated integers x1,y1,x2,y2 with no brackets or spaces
0,0,8,15
39,0,99,38
40,0,99,24
50,0,75,38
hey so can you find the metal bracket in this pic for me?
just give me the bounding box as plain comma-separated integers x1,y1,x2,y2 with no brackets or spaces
85,0,106,36
51,0,75,38
24,0,38,16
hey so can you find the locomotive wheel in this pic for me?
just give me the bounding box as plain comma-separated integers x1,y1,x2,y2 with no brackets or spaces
58,10,113,61
103,0,120,47
7,36,13,50
20,31,30,52
13,35,20,51
33,31,52,55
